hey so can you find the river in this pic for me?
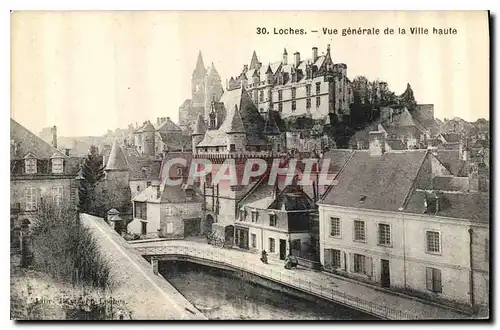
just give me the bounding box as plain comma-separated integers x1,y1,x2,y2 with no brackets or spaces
160,260,378,320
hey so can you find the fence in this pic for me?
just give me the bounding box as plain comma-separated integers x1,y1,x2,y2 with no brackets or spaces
135,244,420,320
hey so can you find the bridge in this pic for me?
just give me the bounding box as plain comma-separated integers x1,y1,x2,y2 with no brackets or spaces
80,214,207,320
132,239,470,320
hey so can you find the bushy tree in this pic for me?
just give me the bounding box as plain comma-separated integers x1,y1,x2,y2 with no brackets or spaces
78,146,106,216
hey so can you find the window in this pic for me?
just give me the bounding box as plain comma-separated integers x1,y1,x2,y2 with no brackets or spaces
260,108,264,113
269,214,277,227
251,234,257,248
251,211,259,223
25,186,37,211
354,220,366,241
426,231,441,253
52,186,63,207
269,238,275,253
278,103,283,112
378,223,391,246
51,158,63,174
332,249,341,268
306,84,311,96
25,158,37,174
259,90,264,102
141,222,147,235
278,90,283,101
330,217,341,237
306,98,311,109
316,96,321,107
134,202,147,220
136,185,140,192
146,181,152,188
353,254,366,274
176,167,183,176
166,222,173,234
291,101,296,111
291,87,296,99
316,82,321,94
229,144,236,152
426,267,442,293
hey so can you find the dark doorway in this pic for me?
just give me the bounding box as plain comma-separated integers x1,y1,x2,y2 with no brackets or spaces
279,239,287,260
141,221,147,235
381,259,390,288
235,227,249,250
224,225,234,246
184,218,201,237
205,214,214,234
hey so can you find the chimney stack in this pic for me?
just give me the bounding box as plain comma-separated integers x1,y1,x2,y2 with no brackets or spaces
369,131,386,156
312,47,318,62
51,126,57,149
166,117,170,122
294,52,300,66
282,48,288,65
157,117,160,126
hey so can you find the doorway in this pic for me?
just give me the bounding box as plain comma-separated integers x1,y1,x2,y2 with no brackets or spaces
279,239,287,260
381,259,390,288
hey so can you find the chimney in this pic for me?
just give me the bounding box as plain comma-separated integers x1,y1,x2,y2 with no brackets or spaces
166,117,170,122
157,117,160,126
51,126,57,148
283,48,288,65
369,131,386,156
65,148,70,156
312,47,318,62
294,52,300,66
243,64,248,73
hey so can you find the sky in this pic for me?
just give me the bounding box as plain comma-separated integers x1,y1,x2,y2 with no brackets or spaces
10,11,489,137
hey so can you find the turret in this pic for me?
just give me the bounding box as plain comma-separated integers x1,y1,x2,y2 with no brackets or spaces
225,105,246,153
191,114,206,153
249,51,259,70
282,48,288,65
142,121,156,156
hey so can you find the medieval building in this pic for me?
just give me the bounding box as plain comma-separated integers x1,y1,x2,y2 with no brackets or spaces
227,45,352,122
178,51,224,132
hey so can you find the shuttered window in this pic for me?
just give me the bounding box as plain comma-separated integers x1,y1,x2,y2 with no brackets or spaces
332,249,341,268
426,267,442,293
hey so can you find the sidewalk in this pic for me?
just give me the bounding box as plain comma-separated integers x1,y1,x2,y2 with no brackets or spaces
132,239,470,320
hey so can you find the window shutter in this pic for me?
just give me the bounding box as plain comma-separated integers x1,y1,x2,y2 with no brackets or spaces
426,267,433,290
433,268,442,292
349,253,354,272
323,249,332,270
341,251,346,270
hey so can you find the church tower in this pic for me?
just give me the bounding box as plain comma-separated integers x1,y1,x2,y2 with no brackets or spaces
204,63,224,120
192,51,207,108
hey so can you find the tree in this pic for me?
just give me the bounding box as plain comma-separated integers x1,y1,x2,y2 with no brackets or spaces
78,146,106,216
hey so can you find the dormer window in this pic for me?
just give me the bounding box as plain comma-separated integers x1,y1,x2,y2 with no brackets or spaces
24,153,37,174
52,158,64,174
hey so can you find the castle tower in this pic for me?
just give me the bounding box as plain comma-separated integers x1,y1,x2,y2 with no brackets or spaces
192,50,207,107
192,114,207,153
225,105,246,153
204,63,224,119
142,121,156,156
249,50,259,70
105,141,131,223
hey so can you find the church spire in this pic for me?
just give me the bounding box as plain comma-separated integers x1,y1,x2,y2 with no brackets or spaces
249,50,259,70
192,50,207,79
208,62,221,80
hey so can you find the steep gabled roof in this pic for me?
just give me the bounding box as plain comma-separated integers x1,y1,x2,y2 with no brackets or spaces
10,119,66,159
192,50,207,79
207,62,221,80
156,118,182,132
320,150,428,211
225,105,245,134
192,114,207,136
106,141,128,171
249,50,259,70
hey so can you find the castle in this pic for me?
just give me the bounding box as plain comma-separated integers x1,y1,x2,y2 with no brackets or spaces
179,45,352,133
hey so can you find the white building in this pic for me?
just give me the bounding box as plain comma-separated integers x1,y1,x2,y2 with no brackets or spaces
318,131,489,313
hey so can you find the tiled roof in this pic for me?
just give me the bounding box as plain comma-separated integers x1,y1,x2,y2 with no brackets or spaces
320,150,428,211
106,141,129,171
432,176,470,192
386,139,407,151
404,190,489,223
10,119,67,160
433,150,467,176
269,185,315,211
156,118,181,132
135,121,155,134
133,182,202,204
128,156,162,181
440,133,461,143
225,106,245,133
320,149,354,173
158,132,191,151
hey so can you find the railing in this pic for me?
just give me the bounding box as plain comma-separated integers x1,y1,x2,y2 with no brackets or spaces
135,244,420,320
